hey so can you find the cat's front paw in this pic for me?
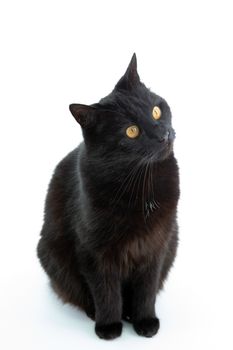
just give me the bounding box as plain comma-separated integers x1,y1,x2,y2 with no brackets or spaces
95,322,122,340
133,317,160,337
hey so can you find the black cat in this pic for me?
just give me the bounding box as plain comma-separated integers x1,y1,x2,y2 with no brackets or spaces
37,54,180,340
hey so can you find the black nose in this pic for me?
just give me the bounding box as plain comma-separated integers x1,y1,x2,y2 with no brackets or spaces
159,131,170,143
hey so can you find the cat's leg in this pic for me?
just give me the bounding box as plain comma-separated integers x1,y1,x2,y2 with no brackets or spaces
50,277,95,320
122,282,133,322
37,236,95,319
130,262,160,337
83,260,122,340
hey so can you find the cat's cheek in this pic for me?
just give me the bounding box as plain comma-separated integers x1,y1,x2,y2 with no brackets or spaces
118,140,131,152
118,139,127,147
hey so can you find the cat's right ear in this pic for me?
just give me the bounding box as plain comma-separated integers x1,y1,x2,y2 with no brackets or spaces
69,104,96,128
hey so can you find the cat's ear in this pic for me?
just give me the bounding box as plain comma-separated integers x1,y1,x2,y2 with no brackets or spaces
69,104,97,128
115,53,140,90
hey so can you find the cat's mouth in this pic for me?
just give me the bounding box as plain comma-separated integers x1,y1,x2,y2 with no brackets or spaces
144,141,173,163
156,140,174,161
164,141,174,157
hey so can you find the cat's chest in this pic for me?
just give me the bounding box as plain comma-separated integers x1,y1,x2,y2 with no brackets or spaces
103,213,171,277
120,229,160,268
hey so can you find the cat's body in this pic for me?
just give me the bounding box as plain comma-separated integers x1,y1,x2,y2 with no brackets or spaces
37,54,180,340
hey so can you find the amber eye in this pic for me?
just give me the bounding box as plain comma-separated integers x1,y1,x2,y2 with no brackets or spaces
152,106,162,120
126,125,140,138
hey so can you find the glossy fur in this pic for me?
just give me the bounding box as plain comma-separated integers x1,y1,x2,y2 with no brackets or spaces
37,54,180,340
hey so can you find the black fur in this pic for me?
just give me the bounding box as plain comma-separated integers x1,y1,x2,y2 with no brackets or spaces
37,54,180,340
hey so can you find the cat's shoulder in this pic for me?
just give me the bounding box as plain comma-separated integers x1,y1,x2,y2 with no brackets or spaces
55,146,81,172
46,145,83,196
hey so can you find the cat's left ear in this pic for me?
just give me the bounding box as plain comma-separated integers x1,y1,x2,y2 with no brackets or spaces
115,53,140,91
69,104,97,128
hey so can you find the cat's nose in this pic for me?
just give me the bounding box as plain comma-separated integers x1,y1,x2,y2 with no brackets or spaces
159,131,170,143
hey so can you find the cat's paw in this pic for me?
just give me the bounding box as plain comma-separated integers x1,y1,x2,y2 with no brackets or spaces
95,322,122,340
133,317,160,337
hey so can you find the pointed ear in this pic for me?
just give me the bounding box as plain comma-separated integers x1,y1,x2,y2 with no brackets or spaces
69,104,97,128
115,53,140,90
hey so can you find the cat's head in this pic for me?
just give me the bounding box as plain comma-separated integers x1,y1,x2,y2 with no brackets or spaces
69,54,175,163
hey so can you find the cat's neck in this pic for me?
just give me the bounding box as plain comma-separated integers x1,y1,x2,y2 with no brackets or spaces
79,148,179,213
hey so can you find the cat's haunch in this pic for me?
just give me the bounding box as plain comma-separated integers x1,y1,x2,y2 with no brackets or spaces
37,53,180,340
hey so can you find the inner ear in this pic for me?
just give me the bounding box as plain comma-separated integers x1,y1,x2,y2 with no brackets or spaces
69,104,97,128
115,53,140,91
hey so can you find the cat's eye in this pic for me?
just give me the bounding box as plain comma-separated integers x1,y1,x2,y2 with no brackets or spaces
152,106,162,120
126,125,140,139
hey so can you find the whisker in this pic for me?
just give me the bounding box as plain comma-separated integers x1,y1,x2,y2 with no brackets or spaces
134,162,145,208
142,161,150,223
127,164,142,208
110,159,138,205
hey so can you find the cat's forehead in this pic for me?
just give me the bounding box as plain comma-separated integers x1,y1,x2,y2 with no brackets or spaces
100,87,163,118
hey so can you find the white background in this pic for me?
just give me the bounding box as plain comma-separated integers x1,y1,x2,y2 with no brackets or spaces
0,1,233,349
